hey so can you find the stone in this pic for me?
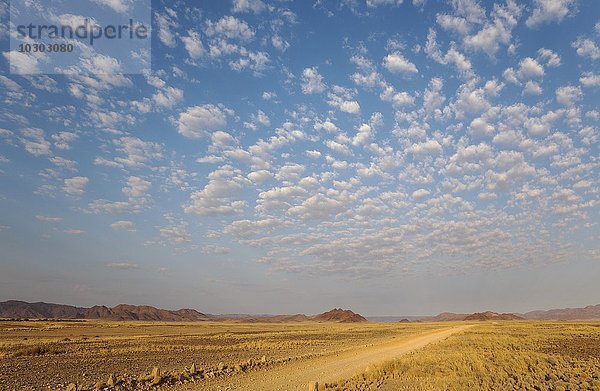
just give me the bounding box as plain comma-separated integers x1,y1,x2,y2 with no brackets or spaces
217,362,226,371
107,374,116,387
66,384,77,391
190,363,196,374
308,381,319,391
261,355,267,363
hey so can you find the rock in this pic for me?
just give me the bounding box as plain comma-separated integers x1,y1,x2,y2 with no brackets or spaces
190,363,196,374
261,355,267,363
217,362,226,371
308,381,319,391
151,373,162,386
66,384,77,391
94,382,104,390
151,367,160,379
107,374,116,387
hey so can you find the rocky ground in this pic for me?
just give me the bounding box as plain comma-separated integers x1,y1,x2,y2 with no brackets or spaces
0,320,445,390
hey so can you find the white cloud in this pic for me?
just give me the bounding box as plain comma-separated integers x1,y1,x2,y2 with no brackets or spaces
52,132,77,150
20,128,51,156
301,67,326,94
366,0,403,6
522,80,542,96
382,52,418,74
412,188,431,199
556,85,582,106
287,194,346,220
177,104,228,138
110,220,136,231
36,215,63,223
205,16,255,41
517,57,544,79
181,31,205,60
469,117,494,137
92,0,130,13
184,166,247,215
407,139,443,158
113,137,163,168
537,48,561,67
572,38,600,60
232,0,267,13
153,86,184,108
580,72,600,87
526,0,575,28
122,176,151,198
63,176,89,195
2,51,40,74
107,262,139,270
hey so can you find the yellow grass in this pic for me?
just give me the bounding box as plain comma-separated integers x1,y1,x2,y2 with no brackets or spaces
326,321,600,390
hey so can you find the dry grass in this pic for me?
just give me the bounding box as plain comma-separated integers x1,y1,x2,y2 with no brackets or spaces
9,343,65,357
0,320,448,390
326,322,600,390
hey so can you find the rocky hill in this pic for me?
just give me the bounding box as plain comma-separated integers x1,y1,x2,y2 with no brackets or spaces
523,304,600,320
312,308,367,323
422,312,469,322
463,311,524,321
0,301,366,323
0,301,209,321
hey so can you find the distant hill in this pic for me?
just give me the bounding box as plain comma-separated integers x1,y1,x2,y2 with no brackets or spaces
218,309,367,323
0,301,366,323
312,308,367,323
523,304,600,320
0,300,209,321
463,311,524,321
422,312,469,322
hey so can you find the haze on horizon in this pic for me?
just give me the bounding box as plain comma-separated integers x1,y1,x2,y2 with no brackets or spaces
0,0,599,317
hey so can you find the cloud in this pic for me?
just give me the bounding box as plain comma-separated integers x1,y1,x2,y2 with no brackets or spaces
122,176,151,198
580,72,600,87
184,166,247,215
301,67,326,94
64,229,85,235
52,132,77,150
92,0,131,13
526,0,575,28
155,10,178,47
110,220,136,231
201,245,230,254
412,188,431,199
113,137,163,168
572,38,600,60
522,80,542,96
556,85,582,106
35,215,63,223
2,51,40,74
382,52,418,74
205,16,255,41
366,0,403,6
177,104,228,138
232,0,267,14
287,194,346,221
63,176,89,195
517,57,544,79
107,262,139,270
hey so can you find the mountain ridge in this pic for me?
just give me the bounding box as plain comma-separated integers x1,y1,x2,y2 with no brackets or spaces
0,301,366,323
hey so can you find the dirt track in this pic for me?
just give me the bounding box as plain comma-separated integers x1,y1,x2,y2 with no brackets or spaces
188,325,474,391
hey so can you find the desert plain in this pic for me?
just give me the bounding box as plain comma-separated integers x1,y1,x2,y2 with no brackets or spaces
1,318,599,391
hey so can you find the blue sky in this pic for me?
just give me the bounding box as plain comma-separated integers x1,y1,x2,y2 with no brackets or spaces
0,0,598,316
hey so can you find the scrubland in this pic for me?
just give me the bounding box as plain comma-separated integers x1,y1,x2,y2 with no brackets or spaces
327,322,600,391
1,320,598,390
0,320,445,390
